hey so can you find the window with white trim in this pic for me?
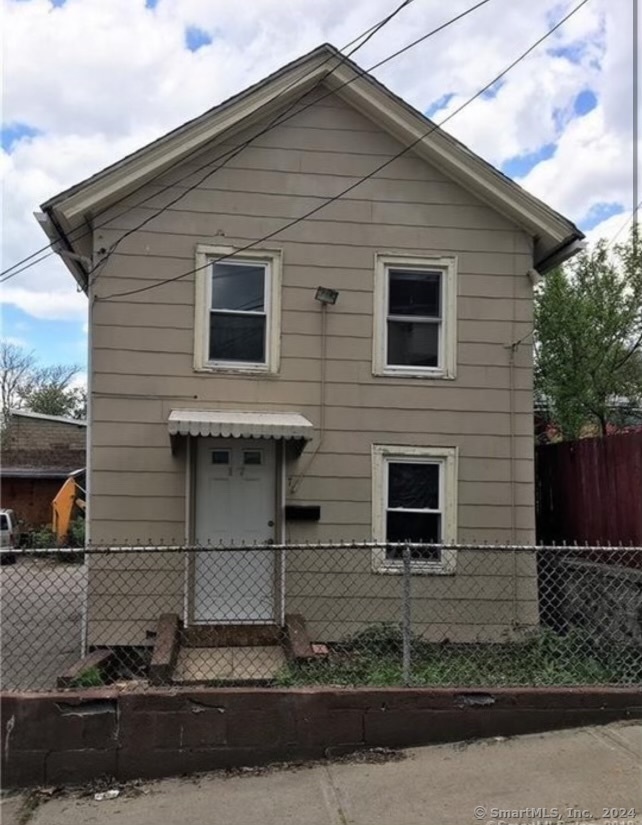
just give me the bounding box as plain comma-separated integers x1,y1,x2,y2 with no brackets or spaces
372,445,458,574
373,254,457,379
194,245,281,373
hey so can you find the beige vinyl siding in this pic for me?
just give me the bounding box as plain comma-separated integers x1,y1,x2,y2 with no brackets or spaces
285,546,538,642
87,88,537,646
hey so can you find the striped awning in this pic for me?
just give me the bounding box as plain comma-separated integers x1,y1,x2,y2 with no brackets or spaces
168,409,314,441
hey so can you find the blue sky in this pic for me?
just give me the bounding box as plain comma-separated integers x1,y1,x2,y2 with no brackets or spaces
2,305,87,368
1,122,41,152
0,0,635,372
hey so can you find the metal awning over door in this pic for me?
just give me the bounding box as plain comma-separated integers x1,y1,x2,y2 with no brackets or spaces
168,409,314,443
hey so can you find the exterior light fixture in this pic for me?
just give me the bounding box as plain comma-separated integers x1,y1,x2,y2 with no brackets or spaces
315,286,339,305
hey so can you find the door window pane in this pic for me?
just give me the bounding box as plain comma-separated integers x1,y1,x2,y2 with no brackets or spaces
209,313,266,362
387,320,438,367
211,450,230,464
388,462,439,509
243,450,263,465
389,270,440,317
211,262,265,311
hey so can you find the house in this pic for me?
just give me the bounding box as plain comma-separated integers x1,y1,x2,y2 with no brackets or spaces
36,44,583,652
1,410,86,530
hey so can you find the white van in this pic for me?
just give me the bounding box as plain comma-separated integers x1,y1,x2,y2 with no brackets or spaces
0,509,18,564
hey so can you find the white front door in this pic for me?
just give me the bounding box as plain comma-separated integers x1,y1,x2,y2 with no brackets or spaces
194,438,276,623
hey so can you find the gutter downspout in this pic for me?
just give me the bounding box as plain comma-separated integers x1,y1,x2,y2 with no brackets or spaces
45,205,93,654
80,280,93,656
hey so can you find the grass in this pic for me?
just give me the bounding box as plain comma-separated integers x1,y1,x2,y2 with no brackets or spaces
275,624,642,688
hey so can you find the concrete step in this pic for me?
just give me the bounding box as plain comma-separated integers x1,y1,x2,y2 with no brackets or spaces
172,645,287,684
183,624,281,648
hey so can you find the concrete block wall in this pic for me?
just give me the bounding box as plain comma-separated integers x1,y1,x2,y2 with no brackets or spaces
3,414,86,471
2,687,639,788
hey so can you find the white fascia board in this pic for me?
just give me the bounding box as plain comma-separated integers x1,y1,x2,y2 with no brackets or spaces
326,66,577,251
51,58,330,224
35,211,89,291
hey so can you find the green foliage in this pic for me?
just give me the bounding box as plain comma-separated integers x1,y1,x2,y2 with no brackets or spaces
534,230,642,439
70,666,104,688
343,622,411,654
0,340,84,423
25,385,86,420
275,625,642,688
68,516,86,548
28,525,57,549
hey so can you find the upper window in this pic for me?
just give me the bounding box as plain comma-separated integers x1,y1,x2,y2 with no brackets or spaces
373,254,457,379
210,262,266,363
372,445,458,574
194,245,281,373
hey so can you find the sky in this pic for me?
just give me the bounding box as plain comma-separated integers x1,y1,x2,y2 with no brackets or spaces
0,0,638,375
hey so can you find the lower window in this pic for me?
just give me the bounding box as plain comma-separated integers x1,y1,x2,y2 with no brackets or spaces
372,445,458,574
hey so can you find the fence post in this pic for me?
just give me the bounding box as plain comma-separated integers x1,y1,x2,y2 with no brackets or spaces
402,544,412,686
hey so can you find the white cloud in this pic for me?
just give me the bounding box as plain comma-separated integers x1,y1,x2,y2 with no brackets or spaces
584,211,635,246
0,0,637,336
69,371,88,391
0,334,29,348
0,284,87,320
515,0,637,232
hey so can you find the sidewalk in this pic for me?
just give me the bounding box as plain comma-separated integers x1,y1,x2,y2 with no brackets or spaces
4,722,640,825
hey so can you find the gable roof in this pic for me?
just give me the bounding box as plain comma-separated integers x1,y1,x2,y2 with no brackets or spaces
37,43,583,289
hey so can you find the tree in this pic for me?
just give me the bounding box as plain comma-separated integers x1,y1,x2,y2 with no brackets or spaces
0,340,83,423
25,384,86,420
534,230,642,440
0,342,38,419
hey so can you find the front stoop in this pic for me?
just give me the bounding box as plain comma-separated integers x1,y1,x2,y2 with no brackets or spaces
149,614,319,686
173,645,286,684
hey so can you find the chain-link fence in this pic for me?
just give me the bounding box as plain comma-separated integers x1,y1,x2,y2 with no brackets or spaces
1,543,641,692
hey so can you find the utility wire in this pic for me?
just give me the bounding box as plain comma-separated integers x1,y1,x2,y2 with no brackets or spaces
98,0,590,303
1,250,57,281
607,198,642,246
85,0,415,284
1,0,496,284
0,0,415,282
87,0,495,285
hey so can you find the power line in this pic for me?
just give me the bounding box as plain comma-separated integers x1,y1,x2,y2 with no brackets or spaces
86,0,416,285
1,0,415,283
608,198,642,247
98,0,590,304
87,0,495,285
0,250,58,282
1,0,496,285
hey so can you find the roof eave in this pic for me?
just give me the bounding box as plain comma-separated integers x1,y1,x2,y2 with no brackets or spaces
40,45,336,221
323,65,583,263
35,210,89,293
533,234,586,273
37,43,583,280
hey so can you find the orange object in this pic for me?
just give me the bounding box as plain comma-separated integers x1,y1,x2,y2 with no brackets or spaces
52,469,85,543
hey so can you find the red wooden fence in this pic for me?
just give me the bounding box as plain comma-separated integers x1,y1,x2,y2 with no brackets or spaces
536,432,642,546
